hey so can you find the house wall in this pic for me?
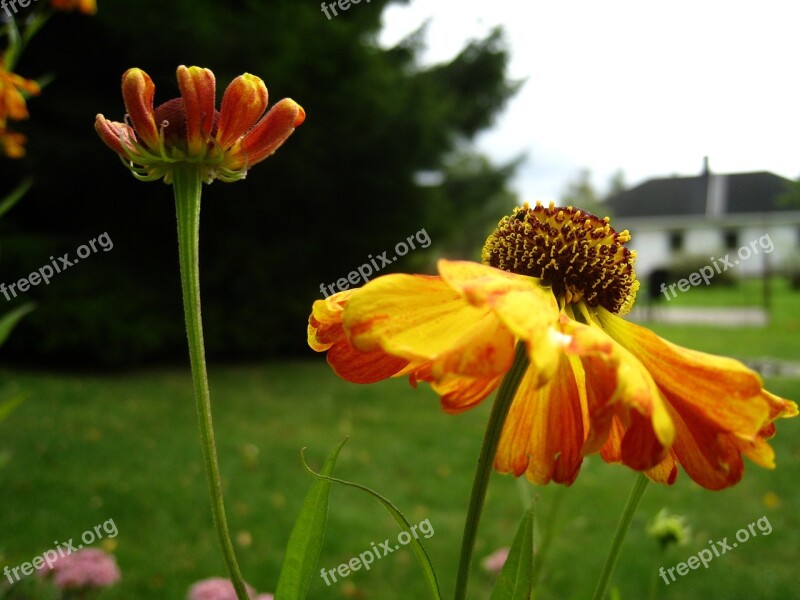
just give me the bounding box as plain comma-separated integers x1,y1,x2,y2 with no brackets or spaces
624,219,800,282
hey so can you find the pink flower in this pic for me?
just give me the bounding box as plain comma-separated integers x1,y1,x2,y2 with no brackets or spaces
37,548,120,590
481,547,510,576
187,577,257,600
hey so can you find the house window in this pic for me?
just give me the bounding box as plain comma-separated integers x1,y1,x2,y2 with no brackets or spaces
723,230,738,250
668,231,684,252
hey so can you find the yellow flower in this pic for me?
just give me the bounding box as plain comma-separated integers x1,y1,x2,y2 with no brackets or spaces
50,0,97,14
0,126,27,158
0,58,41,124
308,202,797,490
95,66,304,184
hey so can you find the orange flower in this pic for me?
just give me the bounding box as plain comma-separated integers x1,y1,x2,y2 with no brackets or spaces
0,126,27,158
308,203,797,490
0,58,41,124
50,0,97,14
95,66,304,184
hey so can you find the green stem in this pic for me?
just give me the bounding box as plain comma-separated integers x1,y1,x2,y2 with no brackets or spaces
173,166,249,600
591,473,650,600
453,342,529,600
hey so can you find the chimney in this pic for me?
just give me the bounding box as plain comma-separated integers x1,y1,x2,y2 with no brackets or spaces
702,156,710,176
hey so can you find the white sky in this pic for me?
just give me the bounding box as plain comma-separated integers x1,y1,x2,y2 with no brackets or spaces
379,0,800,202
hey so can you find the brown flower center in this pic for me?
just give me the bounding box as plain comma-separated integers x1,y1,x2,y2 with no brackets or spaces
482,202,639,314
153,98,219,147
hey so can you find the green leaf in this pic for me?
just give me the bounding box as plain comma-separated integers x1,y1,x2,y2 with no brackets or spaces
490,508,534,600
0,393,24,424
0,178,32,219
275,439,346,600
0,303,35,348
303,458,442,600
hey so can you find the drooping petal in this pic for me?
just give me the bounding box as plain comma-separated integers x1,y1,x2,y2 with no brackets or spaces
344,272,516,381
564,317,673,467
760,389,799,421
664,400,745,490
308,291,409,384
437,259,562,386
597,307,770,436
177,66,216,156
644,452,679,485
430,373,503,414
495,355,585,485
237,98,305,167
94,115,137,157
217,74,268,150
121,68,160,150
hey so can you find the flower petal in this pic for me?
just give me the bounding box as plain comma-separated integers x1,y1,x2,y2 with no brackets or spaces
308,291,408,384
495,356,585,485
0,127,27,158
564,318,674,465
645,452,679,485
177,66,216,156
237,98,305,167
121,68,160,150
94,115,137,157
665,401,745,490
217,74,268,150
430,373,502,414
344,273,516,380
437,259,562,385
597,307,769,436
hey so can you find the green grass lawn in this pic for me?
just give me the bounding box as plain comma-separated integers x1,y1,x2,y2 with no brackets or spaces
640,276,800,360
0,281,798,599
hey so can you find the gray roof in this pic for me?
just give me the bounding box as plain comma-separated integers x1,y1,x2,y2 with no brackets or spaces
607,170,793,218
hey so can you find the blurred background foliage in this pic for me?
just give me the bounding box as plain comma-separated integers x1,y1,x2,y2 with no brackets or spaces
0,0,520,366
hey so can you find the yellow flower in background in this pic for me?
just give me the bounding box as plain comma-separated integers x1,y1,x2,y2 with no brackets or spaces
0,58,40,124
95,65,305,184
0,58,40,158
50,0,97,14
308,202,797,490
0,126,27,158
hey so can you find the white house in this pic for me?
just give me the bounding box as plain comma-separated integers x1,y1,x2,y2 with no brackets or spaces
606,160,800,293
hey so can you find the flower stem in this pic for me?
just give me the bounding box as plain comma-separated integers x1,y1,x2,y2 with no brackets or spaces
173,166,249,600
591,472,650,600
453,342,529,600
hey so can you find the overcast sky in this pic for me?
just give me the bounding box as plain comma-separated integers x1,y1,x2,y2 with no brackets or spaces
379,0,800,202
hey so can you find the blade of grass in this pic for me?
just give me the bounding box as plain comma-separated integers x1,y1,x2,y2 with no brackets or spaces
490,508,534,600
303,459,442,600
275,439,347,599
0,303,35,348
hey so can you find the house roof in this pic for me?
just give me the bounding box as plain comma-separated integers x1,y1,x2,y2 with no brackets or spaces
607,169,793,218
